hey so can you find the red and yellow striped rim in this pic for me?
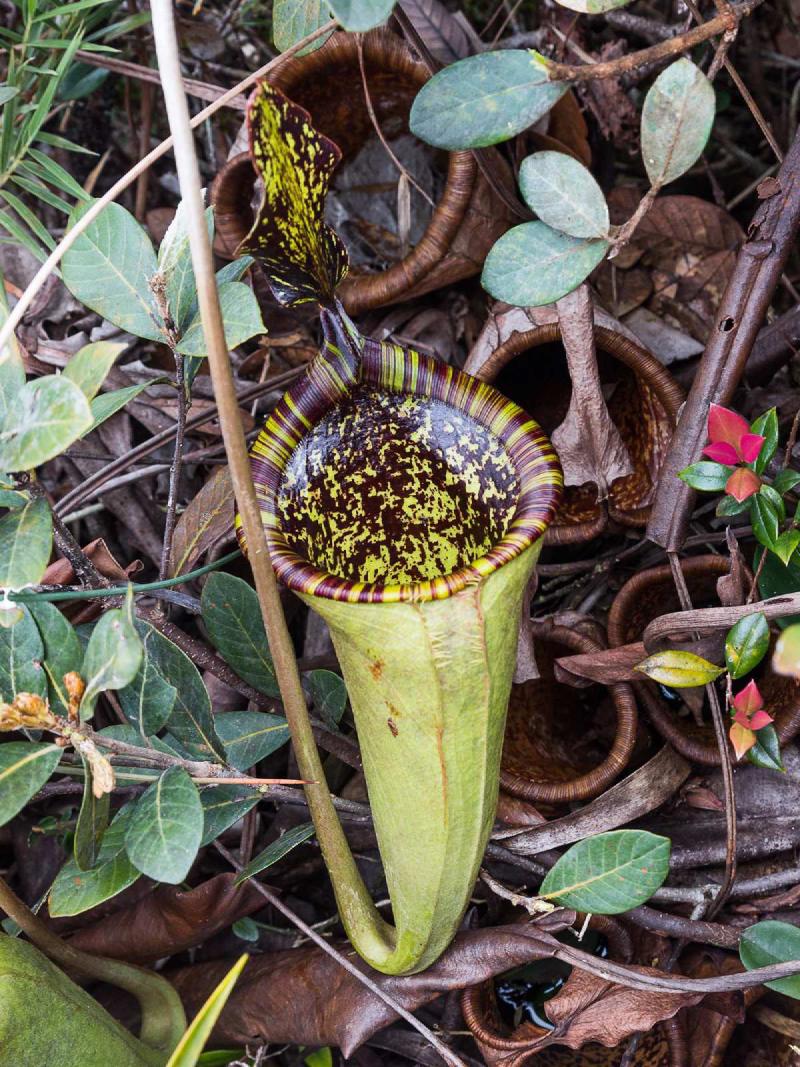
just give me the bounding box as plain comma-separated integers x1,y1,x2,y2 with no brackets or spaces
238,325,563,603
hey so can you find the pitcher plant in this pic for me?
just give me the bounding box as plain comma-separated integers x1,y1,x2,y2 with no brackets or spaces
233,83,563,974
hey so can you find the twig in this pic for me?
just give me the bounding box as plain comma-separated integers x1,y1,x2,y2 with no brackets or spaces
545,0,763,82
667,553,737,919
214,841,470,1067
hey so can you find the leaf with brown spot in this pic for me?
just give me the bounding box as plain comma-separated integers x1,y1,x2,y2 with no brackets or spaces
239,82,348,306
169,465,235,577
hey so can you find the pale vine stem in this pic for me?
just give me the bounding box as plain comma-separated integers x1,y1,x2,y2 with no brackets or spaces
148,5,465,1065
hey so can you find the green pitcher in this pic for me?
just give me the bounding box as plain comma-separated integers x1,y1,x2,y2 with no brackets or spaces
231,82,563,975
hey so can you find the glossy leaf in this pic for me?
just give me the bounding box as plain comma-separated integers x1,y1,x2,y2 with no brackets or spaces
0,498,52,590
740,921,800,997
327,0,394,31
240,83,348,306
410,50,567,151
518,151,609,239
166,955,248,1067
117,622,178,739
750,490,781,551
539,830,671,913
0,375,92,472
635,649,724,688
678,461,733,493
273,0,332,52
49,805,140,917
63,341,126,401
63,201,162,341
125,766,204,884
215,711,290,772
200,785,260,847
234,821,316,885
482,221,608,307
307,670,347,730
641,59,715,187
74,759,110,870
771,529,800,567
80,593,143,721
175,282,264,358
774,623,800,678
750,408,779,474
773,469,800,496
0,743,62,828
0,606,47,701
758,550,800,628
201,572,279,697
747,723,785,772
725,612,769,680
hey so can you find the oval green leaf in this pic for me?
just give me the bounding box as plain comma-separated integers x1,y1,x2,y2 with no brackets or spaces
234,822,316,886
0,498,52,590
774,623,800,678
678,461,733,493
49,805,140,917
327,0,394,31
409,50,568,150
482,221,608,307
519,151,609,239
539,829,671,913
273,0,333,53
641,58,715,187
125,766,204,884
725,612,769,679
0,375,92,473
740,920,800,998
201,572,279,698
0,606,47,701
0,743,62,828
63,341,126,402
215,711,290,772
634,649,724,688
80,595,143,721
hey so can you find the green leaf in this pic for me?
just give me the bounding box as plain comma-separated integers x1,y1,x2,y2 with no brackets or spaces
125,766,204,884
761,483,786,522
49,804,140,917
518,151,609,239
0,743,61,827
773,469,800,496
28,601,82,715
166,955,247,1067
0,607,47,701
641,58,715,187
716,494,749,518
772,529,800,567
307,670,347,730
750,408,779,474
88,381,155,432
117,622,178,739
234,822,316,885
200,785,259,847
740,921,800,997
327,0,393,31
62,201,163,341
551,0,632,10
635,649,724,688
0,498,52,590
747,723,785,772
273,0,332,53
0,86,19,106
73,761,110,870
175,282,264,357
305,1050,333,1067
750,491,781,551
215,711,290,772
201,573,279,697
232,917,260,942
538,829,671,913
482,221,608,307
130,622,225,762
678,461,733,493
774,623,800,677
80,593,143,721
63,340,126,401
159,203,214,332
409,50,568,151
0,375,92,472
757,549,800,628
725,612,769,679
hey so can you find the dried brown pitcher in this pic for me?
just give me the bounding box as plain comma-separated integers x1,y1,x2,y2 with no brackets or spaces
608,556,800,765
464,315,684,545
499,625,637,808
211,30,514,315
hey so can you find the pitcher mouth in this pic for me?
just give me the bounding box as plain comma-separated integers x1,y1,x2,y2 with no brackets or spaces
240,337,562,603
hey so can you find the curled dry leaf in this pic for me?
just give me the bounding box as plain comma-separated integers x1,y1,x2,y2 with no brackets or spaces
65,874,263,963
168,465,235,577
551,284,634,498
